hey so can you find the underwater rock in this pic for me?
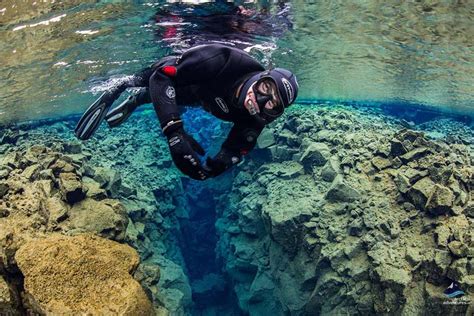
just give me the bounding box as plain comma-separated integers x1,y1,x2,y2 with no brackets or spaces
405,247,422,266
15,234,154,315
394,172,410,194
434,225,451,249
371,156,392,171
447,258,468,282
373,265,411,291
390,138,408,156
269,161,305,180
0,182,9,198
325,175,361,203
0,166,11,180
425,184,454,215
0,274,20,315
448,241,468,258
407,177,435,209
268,145,297,161
465,202,474,218
299,142,330,167
83,177,108,200
50,159,76,176
154,257,193,314
133,263,162,305
396,130,424,143
92,167,111,187
134,263,161,287
46,196,69,224
320,157,340,182
68,199,128,241
22,164,41,181
92,167,124,197
400,147,430,163
38,168,54,180
63,142,82,154
348,218,364,237
257,128,276,148
305,271,344,313
58,172,86,204
1,152,20,169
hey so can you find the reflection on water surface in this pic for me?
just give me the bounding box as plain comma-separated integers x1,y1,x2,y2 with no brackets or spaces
0,0,472,123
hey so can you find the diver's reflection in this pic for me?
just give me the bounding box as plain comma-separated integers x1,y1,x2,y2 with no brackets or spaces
152,1,292,52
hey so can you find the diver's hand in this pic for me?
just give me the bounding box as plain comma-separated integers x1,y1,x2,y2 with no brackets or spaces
205,148,241,177
167,129,210,180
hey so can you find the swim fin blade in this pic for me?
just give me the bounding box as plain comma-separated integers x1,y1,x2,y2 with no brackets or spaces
105,95,137,128
74,92,113,140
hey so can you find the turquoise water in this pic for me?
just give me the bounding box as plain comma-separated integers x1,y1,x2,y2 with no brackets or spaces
0,0,473,124
1,2,473,315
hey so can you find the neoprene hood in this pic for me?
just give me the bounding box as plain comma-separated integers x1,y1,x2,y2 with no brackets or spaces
235,68,299,124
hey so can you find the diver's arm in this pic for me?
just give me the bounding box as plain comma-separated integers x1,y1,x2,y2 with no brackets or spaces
206,122,264,176
148,66,212,180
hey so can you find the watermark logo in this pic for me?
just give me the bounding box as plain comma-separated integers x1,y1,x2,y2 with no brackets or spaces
442,281,470,306
443,282,465,299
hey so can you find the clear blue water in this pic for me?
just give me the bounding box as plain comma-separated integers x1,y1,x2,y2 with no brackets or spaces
0,0,473,124
1,2,473,314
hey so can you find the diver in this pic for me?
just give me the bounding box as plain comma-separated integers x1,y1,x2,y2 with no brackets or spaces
75,44,298,180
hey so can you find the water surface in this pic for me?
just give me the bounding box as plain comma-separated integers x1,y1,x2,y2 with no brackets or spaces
0,0,472,124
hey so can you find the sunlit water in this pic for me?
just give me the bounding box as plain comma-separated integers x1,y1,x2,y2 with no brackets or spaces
0,0,472,124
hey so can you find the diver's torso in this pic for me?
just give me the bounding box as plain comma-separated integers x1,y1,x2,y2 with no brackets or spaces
163,44,265,122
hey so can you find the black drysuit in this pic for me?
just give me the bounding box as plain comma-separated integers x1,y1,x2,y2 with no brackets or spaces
123,44,268,179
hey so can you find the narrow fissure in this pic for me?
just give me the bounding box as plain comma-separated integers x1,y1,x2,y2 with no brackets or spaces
177,180,243,315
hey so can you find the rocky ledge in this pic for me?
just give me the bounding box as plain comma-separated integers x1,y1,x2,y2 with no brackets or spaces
0,136,165,314
213,105,473,315
0,102,472,315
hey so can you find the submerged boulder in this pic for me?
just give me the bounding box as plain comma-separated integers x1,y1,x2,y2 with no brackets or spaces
425,184,454,215
68,198,128,241
58,172,85,204
407,177,435,210
325,175,361,202
300,142,331,167
15,234,154,315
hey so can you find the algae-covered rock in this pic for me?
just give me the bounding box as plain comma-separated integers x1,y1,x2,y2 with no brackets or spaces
22,164,41,181
257,129,276,149
408,177,435,209
426,184,454,215
68,198,128,241
15,234,154,315
0,182,9,198
371,156,392,171
374,265,411,291
390,138,408,156
321,157,340,182
400,147,430,162
58,172,85,204
261,178,315,256
0,274,21,315
299,142,330,167
325,175,361,202
448,241,468,258
394,172,410,194
46,196,69,224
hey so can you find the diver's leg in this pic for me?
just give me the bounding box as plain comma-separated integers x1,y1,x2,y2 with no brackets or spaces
105,88,151,127
75,66,155,140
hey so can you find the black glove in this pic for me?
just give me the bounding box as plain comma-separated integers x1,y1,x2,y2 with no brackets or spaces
167,129,210,180
205,148,241,178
